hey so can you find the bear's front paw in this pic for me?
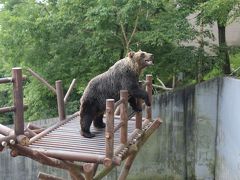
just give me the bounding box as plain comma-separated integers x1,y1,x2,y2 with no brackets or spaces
81,130,96,138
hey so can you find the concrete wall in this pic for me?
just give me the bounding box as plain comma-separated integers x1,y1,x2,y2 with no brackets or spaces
0,77,240,179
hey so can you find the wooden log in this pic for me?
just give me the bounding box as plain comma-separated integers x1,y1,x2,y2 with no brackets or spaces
64,78,76,104
29,148,106,164
56,80,66,121
0,145,4,151
0,106,15,113
93,164,115,180
146,74,152,120
83,163,95,180
0,77,13,84
26,123,42,130
0,134,15,144
16,134,29,146
38,172,64,180
0,134,7,147
12,67,24,135
25,128,37,138
114,99,124,111
118,118,162,180
29,113,78,144
114,122,123,133
27,68,56,94
120,90,128,145
118,152,138,180
0,105,28,114
135,98,142,130
105,99,115,163
11,144,69,169
32,128,45,134
0,124,12,135
114,129,141,156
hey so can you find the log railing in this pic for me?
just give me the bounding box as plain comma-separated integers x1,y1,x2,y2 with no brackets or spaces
26,68,76,121
104,74,153,166
0,67,77,149
0,68,29,149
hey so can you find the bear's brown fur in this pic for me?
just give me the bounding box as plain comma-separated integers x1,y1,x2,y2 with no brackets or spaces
80,50,154,138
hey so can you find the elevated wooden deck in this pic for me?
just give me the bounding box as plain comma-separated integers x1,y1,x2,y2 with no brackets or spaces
28,113,161,165
0,68,162,180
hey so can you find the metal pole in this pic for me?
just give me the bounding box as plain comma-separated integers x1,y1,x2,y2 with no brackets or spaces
12,67,24,135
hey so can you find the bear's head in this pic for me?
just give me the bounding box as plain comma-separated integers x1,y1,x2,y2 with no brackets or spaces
128,50,154,73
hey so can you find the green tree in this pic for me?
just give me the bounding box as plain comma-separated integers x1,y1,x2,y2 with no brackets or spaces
0,0,198,121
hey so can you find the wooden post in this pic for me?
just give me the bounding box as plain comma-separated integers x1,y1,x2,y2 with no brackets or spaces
56,80,66,121
12,68,24,135
135,98,142,129
120,90,128,145
105,99,114,166
146,74,152,120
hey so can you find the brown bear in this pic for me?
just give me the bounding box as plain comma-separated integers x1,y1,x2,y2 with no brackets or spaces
79,50,154,138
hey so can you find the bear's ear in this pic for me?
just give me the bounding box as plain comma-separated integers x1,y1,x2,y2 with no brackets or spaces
128,51,135,59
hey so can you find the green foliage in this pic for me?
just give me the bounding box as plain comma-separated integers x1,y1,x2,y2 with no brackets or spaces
230,52,240,77
0,0,239,122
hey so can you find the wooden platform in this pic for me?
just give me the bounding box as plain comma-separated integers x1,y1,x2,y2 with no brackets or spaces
28,113,158,165
0,68,162,179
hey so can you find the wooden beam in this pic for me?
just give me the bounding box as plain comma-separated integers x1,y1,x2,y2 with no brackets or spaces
105,99,115,166
0,124,13,135
29,113,78,144
93,164,115,180
146,74,152,120
38,172,64,180
27,68,56,94
0,77,13,84
64,79,76,104
83,163,95,180
0,105,28,114
56,80,66,121
12,67,24,135
118,152,137,180
135,98,142,129
120,90,128,145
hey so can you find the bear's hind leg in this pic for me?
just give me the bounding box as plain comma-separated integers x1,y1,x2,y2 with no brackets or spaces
94,114,106,129
80,114,96,138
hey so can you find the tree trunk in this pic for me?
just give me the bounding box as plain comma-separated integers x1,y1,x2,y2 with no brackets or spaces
217,22,231,74
197,20,204,83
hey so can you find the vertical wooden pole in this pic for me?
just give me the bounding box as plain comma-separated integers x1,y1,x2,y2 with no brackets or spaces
135,98,142,129
12,68,24,135
146,74,152,120
120,90,128,145
56,80,66,121
105,99,114,164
